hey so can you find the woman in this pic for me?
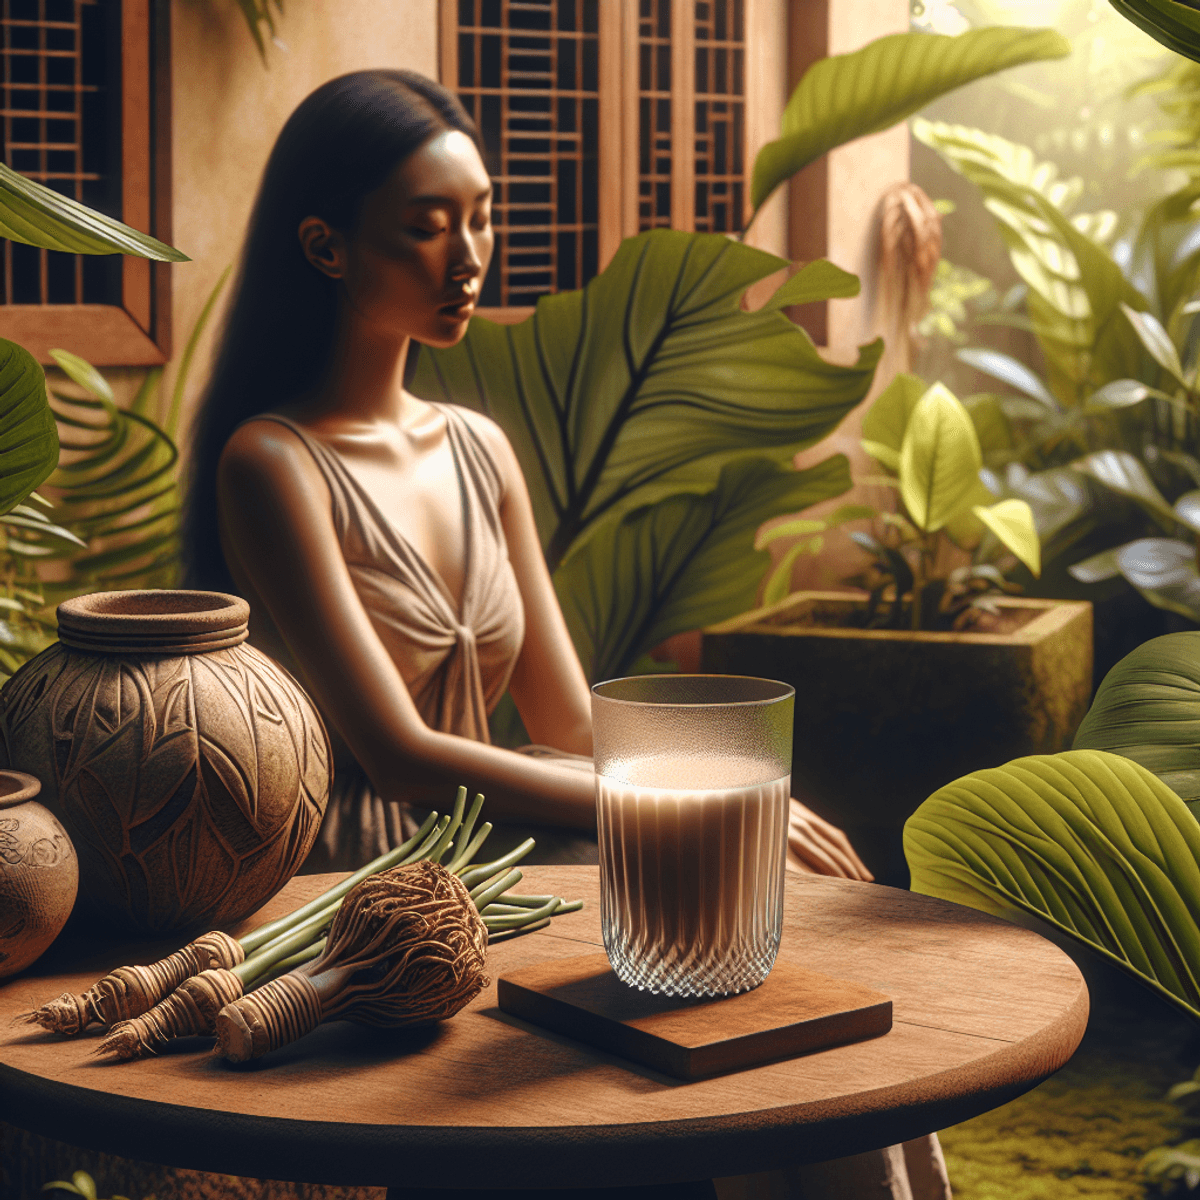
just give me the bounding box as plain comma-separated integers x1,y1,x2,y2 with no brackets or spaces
182,68,870,882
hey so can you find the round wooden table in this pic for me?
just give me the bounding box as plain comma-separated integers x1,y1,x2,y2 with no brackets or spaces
0,866,1088,1191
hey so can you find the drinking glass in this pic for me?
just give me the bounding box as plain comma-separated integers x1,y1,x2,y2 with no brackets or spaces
591,674,794,998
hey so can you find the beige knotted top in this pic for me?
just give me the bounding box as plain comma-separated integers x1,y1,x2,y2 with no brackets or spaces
243,406,528,869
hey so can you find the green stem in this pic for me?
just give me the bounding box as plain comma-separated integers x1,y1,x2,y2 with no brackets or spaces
445,793,485,871
470,868,524,909
458,839,537,891
239,811,440,954
236,900,341,988
481,893,557,909
447,822,494,876
483,897,562,930
488,918,553,940
427,786,467,864
399,814,452,865
261,938,326,984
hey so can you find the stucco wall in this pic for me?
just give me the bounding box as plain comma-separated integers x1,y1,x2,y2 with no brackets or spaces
168,0,439,439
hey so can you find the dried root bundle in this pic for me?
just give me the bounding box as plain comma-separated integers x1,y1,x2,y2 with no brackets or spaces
26,809,444,1041
20,931,243,1036
31,787,580,1064
215,861,489,1062
98,967,245,1060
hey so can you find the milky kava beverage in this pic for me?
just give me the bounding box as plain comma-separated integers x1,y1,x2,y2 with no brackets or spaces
596,753,789,996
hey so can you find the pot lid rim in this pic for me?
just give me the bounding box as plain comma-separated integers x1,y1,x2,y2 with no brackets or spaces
57,590,250,637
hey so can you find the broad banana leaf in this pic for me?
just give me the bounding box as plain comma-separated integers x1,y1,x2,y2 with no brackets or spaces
0,162,186,260
749,27,1070,220
0,339,58,515
914,121,1150,407
412,230,881,571
1108,0,1200,63
1074,632,1200,805
906,749,1200,1023
555,454,851,681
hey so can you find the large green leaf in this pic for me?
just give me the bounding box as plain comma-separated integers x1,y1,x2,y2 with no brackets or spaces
554,454,851,681
1113,537,1200,624
973,498,1041,576
1108,0,1200,63
1073,450,1178,526
0,339,58,515
412,231,880,571
1074,632,1200,805
898,382,983,533
914,121,1150,405
861,372,925,465
0,162,187,260
749,27,1070,218
906,749,1200,1023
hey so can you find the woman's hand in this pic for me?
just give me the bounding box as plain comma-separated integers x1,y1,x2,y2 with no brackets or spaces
786,798,873,881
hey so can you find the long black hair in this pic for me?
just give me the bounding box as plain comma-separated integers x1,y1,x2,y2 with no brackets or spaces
181,69,480,592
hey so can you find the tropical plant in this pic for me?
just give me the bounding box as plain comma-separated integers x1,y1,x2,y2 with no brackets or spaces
42,1169,152,1200
1130,56,1200,179
906,747,1200,1023
413,236,876,681
756,373,1040,629
1143,1133,1200,1195
0,271,229,681
0,153,186,679
1072,630,1200,805
1106,0,1200,63
745,25,1071,235
230,0,287,63
912,118,1200,620
411,25,1075,681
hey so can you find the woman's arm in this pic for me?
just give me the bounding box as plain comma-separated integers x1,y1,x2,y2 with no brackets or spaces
456,415,874,881
464,413,593,757
216,420,597,831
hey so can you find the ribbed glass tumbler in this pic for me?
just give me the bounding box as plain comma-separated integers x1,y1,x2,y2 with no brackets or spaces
592,675,794,998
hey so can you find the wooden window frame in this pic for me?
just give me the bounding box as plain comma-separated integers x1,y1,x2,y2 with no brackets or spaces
440,0,772,325
0,0,172,366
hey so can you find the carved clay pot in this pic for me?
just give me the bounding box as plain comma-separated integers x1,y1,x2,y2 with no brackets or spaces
0,591,331,934
0,769,78,979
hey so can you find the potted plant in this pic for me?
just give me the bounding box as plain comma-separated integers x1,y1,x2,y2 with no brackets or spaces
913,116,1200,678
701,376,1092,885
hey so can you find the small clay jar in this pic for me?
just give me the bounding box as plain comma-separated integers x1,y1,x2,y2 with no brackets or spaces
0,769,78,979
0,590,331,935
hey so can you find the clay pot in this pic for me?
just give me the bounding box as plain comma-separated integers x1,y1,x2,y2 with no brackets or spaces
0,769,78,979
0,590,331,934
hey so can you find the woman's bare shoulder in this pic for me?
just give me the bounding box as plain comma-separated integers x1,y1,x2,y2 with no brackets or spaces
447,405,522,482
218,415,327,500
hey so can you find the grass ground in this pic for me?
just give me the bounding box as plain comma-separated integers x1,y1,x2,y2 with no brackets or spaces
939,960,1200,1200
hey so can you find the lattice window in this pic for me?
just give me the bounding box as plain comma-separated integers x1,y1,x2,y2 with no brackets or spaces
637,0,671,232
453,0,600,308
441,0,756,315
693,0,744,235
2,0,120,306
0,0,169,366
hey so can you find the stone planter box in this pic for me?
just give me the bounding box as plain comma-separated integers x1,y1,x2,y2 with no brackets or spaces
700,591,1093,885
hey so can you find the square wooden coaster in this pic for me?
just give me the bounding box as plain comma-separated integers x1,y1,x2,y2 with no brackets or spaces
496,953,892,1081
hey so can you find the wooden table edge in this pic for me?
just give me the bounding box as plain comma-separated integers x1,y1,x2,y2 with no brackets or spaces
0,979,1089,1188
